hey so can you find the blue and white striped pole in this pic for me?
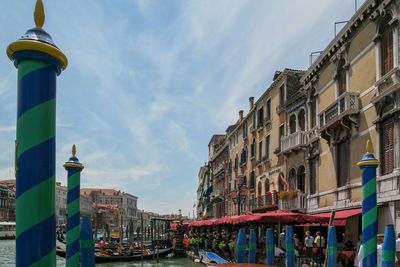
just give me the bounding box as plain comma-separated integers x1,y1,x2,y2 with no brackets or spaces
286,226,294,267
248,229,256,264
266,228,274,266
327,226,337,267
236,228,246,263
382,224,396,267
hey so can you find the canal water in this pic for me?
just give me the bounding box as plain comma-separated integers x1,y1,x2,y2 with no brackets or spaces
0,240,202,267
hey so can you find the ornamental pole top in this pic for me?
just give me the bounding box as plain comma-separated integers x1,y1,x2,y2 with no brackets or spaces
34,0,45,29
72,144,76,157
366,140,371,154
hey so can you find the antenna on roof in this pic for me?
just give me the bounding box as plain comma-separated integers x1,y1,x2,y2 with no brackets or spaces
309,51,323,66
334,21,349,36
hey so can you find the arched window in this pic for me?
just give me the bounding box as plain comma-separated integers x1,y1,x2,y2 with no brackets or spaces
380,14,393,76
298,109,305,131
258,181,262,196
265,179,270,193
297,166,305,193
337,58,347,96
289,115,296,134
288,169,296,190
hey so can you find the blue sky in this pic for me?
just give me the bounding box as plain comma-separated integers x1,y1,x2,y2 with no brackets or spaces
0,0,364,215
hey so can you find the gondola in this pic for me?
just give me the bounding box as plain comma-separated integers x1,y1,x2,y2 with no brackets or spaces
56,247,173,263
197,249,229,265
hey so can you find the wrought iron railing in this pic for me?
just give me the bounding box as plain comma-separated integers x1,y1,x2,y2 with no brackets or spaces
281,131,307,152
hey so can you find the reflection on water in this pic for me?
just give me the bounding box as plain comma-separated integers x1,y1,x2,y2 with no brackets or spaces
0,240,201,267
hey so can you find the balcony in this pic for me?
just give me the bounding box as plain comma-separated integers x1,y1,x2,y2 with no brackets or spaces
318,92,359,131
251,192,279,212
281,131,307,153
278,192,306,211
210,188,224,202
377,172,400,202
372,67,400,104
213,163,224,175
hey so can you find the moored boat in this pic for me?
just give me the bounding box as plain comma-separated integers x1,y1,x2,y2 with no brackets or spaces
0,222,16,239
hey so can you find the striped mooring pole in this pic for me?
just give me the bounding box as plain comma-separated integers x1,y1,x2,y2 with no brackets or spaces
248,229,256,264
80,216,95,267
236,228,246,263
266,228,274,266
286,226,294,267
382,224,396,267
7,1,68,266
64,144,84,266
357,140,380,267
327,226,337,267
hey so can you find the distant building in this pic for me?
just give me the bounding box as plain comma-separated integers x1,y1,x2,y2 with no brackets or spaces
0,179,16,222
56,182,67,226
0,185,8,221
81,188,138,227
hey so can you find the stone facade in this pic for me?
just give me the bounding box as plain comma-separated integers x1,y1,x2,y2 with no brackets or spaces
197,0,400,237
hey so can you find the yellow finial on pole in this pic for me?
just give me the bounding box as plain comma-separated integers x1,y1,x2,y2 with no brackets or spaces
72,144,76,157
366,140,371,154
34,0,45,29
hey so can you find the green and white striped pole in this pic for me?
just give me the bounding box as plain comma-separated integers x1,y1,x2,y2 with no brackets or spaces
64,145,84,266
357,140,380,267
7,1,67,266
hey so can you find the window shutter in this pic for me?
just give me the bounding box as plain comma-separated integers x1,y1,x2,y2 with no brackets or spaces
337,140,349,187
381,117,394,175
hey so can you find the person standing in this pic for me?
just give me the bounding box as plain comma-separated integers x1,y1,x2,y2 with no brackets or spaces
377,234,384,267
314,231,325,263
305,231,314,258
280,229,286,250
396,233,400,266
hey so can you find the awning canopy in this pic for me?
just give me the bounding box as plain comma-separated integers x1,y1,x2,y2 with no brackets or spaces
310,208,362,226
181,210,329,228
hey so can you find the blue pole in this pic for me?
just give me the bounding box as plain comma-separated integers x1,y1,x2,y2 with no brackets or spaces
7,1,67,266
266,228,274,266
327,226,337,267
236,228,246,263
248,229,256,264
357,140,380,267
382,224,395,267
80,216,95,267
286,226,294,267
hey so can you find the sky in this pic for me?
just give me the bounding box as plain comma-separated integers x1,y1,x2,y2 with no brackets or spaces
0,0,365,216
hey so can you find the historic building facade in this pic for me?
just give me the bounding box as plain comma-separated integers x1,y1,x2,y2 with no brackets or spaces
196,0,400,236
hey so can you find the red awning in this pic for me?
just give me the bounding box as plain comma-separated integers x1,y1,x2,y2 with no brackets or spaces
295,219,346,227
260,210,329,224
315,208,362,220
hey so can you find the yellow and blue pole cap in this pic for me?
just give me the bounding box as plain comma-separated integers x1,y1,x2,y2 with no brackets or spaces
63,144,84,170
6,0,67,74
357,140,380,167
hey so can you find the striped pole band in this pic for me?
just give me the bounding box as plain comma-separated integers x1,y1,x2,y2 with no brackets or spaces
266,228,274,266
327,226,337,267
286,226,294,267
64,145,84,267
248,229,256,264
236,228,246,263
80,216,95,267
382,224,395,267
357,140,380,267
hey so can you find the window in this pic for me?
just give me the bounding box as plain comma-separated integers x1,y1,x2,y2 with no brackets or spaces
309,157,317,195
251,139,256,158
381,117,394,175
298,109,305,131
242,120,248,139
241,146,248,164
311,97,317,128
289,115,296,134
337,140,349,187
288,168,296,190
259,141,263,159
265,179,270,193
279,125,285,147
266,99,271,120
297,166,305,193
252,112,256,128
279,84,285,106
337,59,347,96
250,171,255,189
380,14,393,76
257,107,264,127
258,181,262,196
265,135,270,159
234,154,238,170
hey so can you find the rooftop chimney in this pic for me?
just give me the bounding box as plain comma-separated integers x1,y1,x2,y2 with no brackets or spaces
239,110,244,121
249,97,254,110
273,71,282,81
